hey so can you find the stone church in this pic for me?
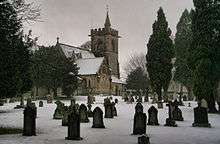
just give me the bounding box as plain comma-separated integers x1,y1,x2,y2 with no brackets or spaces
32,12,125,97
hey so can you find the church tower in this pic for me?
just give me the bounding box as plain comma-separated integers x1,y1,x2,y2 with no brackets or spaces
90,11,120,78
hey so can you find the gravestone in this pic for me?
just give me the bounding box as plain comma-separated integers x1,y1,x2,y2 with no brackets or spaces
39,101,43,107
114,98,118,104
131,96,135,103
137,96,142,103
135,102,143,113
133,112,147,135
14,96,25,109
79,104,90,123
138,135,150,144
104,100,114,118
65,109,82,140
192,104,211,127
0,99,4,106
53,101,64,119
201,99,208,109
92,107,105,128
173,105,184,121
188,102,191,107
87,103,93,117
183,95,187,101
157,101,163,109
112,102,117,116
62,106,69,126
87,95,94,104
164,101,177,127
71,98,76,106
147,106,159,125
144,95,149,102
23,105,37,136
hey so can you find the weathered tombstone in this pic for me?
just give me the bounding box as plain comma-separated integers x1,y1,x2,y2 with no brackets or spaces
157,101,163,109
173,105,184,121
112,102,117,116
53,101,64,119
147,106,159,125
87,95,94,104
188,102,191,107
114,98,118,104
62,106,69,126
133,112,147,135
23,105,37,136
14,96,25,109
0,99,4,106
173,99,179,107
144,95,149,102
39,101,43,107
26,98,32,106
138,135,150,144
192,103,211,127
135,102,143,113
131,96,135,103
65,109,82,140
104,99,114,118
92,107,105,128
201,99,208,109
46,94,53,104
79,104,90,123
87,103,93,117
164,101,177,127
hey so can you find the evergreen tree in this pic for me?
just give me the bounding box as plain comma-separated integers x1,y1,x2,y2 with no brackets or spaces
32,46,78,98
146,7,174,102
0,0,31,98
126,67,149,95
174,9,193,100
188,0,220,112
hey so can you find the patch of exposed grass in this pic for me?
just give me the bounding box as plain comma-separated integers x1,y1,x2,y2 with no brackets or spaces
0,127,22,135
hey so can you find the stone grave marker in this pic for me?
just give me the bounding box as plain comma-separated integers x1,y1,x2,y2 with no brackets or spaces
62,106,69,126
114,98,118,104
23,105,37,136
112,102,117,116
135,102,143,113
192,104,211,127
53,100,64,119
92,107,105,128
138,135,150,144
133,112,147,135
65,108,82,140
147,106,159,125
87,103,93,117
39,101,43,107
164,101,177,127
79,104,90,123
173,104,184,121
104,99,114,118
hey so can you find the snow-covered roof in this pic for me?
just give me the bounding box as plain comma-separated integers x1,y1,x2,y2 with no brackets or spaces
80,41,91,50
76,57,104,75
58,43,95,59
111,76,126,84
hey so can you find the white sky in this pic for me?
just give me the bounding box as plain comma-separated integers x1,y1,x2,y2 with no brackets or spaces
24,0,194,77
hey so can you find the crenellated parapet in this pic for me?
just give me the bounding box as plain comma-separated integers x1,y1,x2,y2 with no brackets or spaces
90,28,119,37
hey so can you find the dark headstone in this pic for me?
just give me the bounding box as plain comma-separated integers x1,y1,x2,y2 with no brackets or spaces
183,95,187,101
92,107,105,128
14,96,25,109
113,104,117,116
131,97,135,102
147,106,159,125
133,112,147,135
65,109,82,140
164,102,177,127
23,105,37,136
39,101,43,107
53,101,64,119
79,104,90,123
173,106,184,121
87,95,94,104
192,106,211,127
138,135,150,144
87,103,93,117
157,101,163,109
0,99,4,106
114,98,118,104
104,100,114,118
188,102,191,107
135,102,143,113
144,96,149,102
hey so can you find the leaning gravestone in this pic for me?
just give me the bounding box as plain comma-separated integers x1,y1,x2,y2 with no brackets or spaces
173,105,184,121
192,103,211,127
138,135,150,144
147,106,159,125
53,101,64,119
104,100,114,118
39,101,43,107
65,108,82,140
23,105,37,136
92,107,105,128
133,103,147,135
79,104,90,123
164,101,177,127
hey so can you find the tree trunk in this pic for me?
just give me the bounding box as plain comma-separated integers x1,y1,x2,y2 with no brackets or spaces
53,88,57,99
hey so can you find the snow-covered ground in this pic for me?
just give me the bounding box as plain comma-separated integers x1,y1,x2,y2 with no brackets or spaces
0,96,220,144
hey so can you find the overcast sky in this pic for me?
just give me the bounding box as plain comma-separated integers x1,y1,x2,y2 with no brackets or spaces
25,0,194,77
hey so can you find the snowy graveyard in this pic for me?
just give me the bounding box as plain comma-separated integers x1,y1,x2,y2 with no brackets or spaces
0,96,220,144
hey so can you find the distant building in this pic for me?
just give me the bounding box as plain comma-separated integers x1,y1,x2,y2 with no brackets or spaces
32,12,125,97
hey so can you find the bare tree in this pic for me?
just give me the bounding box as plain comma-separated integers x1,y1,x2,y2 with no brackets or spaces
12,0,41,23
123,53,147,76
